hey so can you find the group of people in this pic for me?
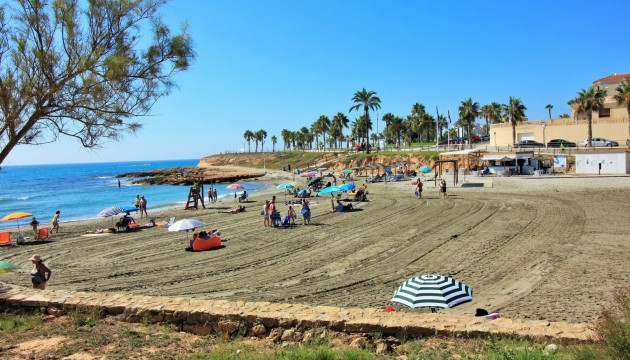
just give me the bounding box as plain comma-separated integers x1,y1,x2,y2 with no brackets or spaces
207,188,219,203
29,210,60,236
134,195,149,218
262,196,311,226
415,179,447,199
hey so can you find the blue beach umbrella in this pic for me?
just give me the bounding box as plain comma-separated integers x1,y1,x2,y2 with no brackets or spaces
337,183,356,192
318,186,342,196
420,166,432,173
97,206,125,218
121,205,138,213
276,183,295,190
342,169,352,174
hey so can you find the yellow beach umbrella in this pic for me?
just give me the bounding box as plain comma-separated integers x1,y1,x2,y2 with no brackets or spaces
1,212,33,232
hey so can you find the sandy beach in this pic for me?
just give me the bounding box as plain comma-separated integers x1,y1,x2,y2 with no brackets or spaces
1,168,629,324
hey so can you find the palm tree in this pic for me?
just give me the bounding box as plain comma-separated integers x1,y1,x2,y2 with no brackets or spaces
389,116,404,149
270,135,277,152
545,104,554,120
258,129,267,152
504,97,527,145
332,112,349,148
458,98,480,148
243,130,254,152
280,129,291,150
436,114,448,141
571,87,607,147
317,115,331,151
613,80,630,143
381,112,394,144
411,103,425,142
481,103,502,135
349,88,381,153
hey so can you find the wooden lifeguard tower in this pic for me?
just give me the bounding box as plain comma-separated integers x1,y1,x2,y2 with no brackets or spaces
184,176,206,210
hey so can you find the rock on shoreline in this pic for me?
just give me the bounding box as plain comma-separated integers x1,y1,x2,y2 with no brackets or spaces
118,166,266,185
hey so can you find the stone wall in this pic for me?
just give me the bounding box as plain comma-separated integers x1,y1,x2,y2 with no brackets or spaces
0,288,593,345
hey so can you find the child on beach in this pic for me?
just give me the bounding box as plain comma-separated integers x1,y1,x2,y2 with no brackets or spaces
288,206,296,224
30,217,40,235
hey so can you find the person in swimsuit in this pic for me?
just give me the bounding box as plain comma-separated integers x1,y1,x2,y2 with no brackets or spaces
50,210,60,233
29,254,51,290
287,206,296,224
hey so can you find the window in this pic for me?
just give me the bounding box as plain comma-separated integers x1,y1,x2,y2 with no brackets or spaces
599,108,611,118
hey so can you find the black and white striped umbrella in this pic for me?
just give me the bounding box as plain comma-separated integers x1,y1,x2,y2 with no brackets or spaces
391,274,473,310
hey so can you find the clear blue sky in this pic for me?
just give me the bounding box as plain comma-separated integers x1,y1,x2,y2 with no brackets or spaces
5,0,630,165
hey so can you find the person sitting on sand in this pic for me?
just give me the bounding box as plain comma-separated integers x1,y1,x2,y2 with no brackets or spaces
334,200,353,212
220,205,247,214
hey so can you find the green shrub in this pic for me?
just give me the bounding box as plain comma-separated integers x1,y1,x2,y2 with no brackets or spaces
0,313,41,332
592,285,630,359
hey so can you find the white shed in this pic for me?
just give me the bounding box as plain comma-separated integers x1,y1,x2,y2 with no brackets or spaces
575,150,630,174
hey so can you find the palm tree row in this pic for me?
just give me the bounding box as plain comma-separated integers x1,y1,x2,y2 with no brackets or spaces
242,81,630,153
242,129,269,152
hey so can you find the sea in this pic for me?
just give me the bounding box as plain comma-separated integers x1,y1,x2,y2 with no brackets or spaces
0,159,267,230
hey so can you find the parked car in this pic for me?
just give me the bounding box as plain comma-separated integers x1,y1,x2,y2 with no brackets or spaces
547,139,577,148
514,140,544,148
481,134,490,141
471,135,481,142
581,138,619,147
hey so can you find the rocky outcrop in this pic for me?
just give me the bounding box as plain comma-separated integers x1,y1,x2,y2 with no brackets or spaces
118,166,265,185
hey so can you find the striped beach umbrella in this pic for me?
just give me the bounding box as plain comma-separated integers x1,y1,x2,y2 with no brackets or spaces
391,274,473,311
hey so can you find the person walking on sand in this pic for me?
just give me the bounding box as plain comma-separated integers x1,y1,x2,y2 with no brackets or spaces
50,210,60,233
29,254,51,290
134,195,141,209
30,216,40,235
415,180,423,199
213,188,218,202
440,179,447,198
208,188,213,204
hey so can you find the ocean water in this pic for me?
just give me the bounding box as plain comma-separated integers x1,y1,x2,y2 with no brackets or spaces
0,160,267,230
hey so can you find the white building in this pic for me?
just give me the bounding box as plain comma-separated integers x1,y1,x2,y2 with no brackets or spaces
575,150,630,174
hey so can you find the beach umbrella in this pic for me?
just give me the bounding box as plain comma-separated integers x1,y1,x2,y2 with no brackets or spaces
122,205,138,213
0,260,20,274
318,186,342,196
1,212,33,232
338,183,356,192
420,166,432,173
391,274,473,312
300,171,316,177
342,169,352,174
227,183,244,190
317,167,327,171
168,219,205,232
168,219,205,241
307,177,322,186
97,206,125,218
276,183,295,190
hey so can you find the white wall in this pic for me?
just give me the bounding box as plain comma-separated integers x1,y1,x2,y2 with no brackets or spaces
575,153,629,174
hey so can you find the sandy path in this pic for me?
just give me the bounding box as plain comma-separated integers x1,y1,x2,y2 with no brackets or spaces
2,172,629,323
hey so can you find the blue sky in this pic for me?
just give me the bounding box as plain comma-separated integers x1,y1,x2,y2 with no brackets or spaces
5,0,630,165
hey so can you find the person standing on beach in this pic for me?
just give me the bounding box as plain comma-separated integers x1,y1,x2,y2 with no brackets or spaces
117,179,121,188
139,196,148,218
134,195,141,209
50,210,60,233
213,189,218,202
440,179,447,199
29,254,51,290
415,180,423,199
262,200,270,227
30,217,40,235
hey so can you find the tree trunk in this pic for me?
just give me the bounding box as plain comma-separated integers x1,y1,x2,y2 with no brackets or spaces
587,112,593,147
365,108,370,154
511,121,516,145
